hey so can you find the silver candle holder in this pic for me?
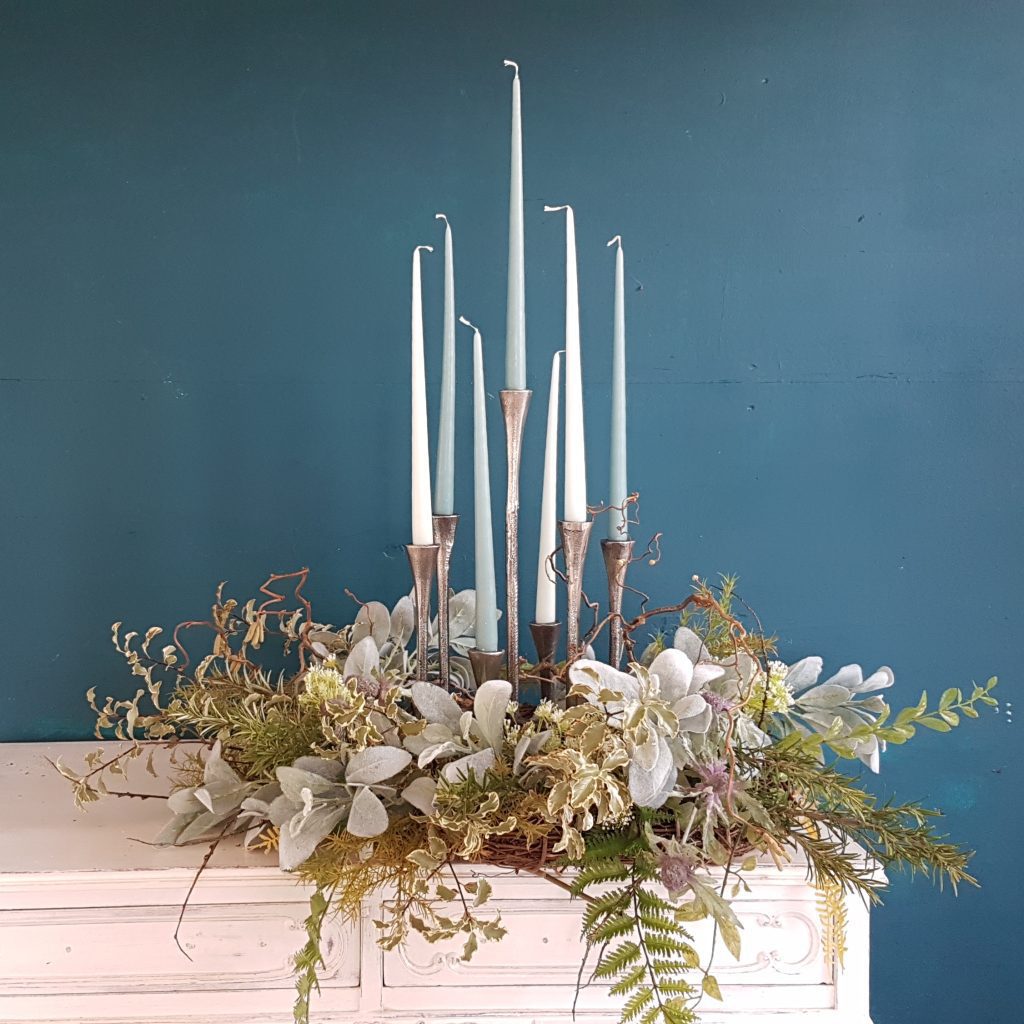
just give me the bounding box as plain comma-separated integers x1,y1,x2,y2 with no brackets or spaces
559,520,592,663
600,538,634,668
468,648,505,689
529,619,562,704
500,388,531,697
432,514,459,689
405,543,439,682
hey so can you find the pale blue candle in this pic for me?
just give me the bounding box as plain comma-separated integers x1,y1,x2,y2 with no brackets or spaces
607,235,628,539
460,316,499,652
433,214,456,515
503,60,526,391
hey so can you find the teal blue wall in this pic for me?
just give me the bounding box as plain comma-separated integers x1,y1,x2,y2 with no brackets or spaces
1,2,1020,1019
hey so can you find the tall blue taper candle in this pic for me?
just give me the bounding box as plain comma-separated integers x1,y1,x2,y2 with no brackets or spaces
434,214,456,515
461,316,499,652
503,60,526,391
608,235,628,539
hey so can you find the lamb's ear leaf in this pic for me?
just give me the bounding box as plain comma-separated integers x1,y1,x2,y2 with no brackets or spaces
401,776,437,815
628,737,674,808
441,748,495,783
277,765,342,802
473,680,512,751
345,746,412,785
346,786,389,838
352,602,391,648
411,681,463,729
342,636,380,680
446,590,477,642
278,804,348,870
390,596,415,647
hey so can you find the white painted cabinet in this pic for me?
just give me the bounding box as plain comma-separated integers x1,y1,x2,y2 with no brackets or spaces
0,743,875,1023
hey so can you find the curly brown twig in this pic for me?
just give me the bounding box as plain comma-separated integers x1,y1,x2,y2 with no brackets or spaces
588,492,641,539
258,568,314,669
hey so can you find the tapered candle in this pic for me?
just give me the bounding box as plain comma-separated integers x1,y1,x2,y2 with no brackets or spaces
410,244,434,545
544,204,587,522
607,235,628,539
535,351,563,623
504,60,526,391
434,214,456,515
461,316,499,652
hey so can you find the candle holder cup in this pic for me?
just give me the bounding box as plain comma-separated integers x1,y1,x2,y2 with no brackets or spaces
468,648,506,689
432,514,459,689
529,620,562,704
405,543,439,683
500,389,532,697
559,520,593,664
600,538,634,669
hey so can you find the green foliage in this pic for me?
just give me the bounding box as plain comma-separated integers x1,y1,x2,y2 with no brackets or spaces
293,887,331,1023
776,678,999,763
747,743,980,896
68,570,999,1024
574,833,699,1024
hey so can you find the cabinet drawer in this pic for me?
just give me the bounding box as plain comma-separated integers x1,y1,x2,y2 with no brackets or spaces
0,902,360,995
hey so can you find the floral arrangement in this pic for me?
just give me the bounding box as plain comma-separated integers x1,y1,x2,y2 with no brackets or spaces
62,568,997,1024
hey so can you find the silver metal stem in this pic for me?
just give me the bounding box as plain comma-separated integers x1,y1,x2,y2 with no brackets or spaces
405,543,439,682
432,514,459,689
559,520,593,663
500,389,531,698
601,538,634,668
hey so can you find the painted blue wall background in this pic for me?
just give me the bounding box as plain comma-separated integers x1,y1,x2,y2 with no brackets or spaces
1,1,1020,1019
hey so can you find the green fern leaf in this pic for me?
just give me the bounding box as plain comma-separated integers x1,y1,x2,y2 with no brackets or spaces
609,962,648,996
622,985,655,1022
593,940,642,978
591,914,638,943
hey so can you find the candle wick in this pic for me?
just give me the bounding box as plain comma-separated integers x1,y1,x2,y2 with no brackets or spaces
414,244,434,255
503,59,519,78
435,213,449,228
458,315,480,334
607,234,622,249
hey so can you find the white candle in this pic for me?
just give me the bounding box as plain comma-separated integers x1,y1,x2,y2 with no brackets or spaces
535,350,563,624
544,204,587,522
607,235,627,539
460,316,499,653
434,214,456,516
504,60,526,391
410,244,434,545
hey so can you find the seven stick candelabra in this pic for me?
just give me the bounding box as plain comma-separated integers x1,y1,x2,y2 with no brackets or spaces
408,505,621,692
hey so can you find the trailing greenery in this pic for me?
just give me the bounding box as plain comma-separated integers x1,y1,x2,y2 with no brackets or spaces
60,570,998,1024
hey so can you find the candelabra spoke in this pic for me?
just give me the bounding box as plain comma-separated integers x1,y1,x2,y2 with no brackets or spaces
406,543,439,683
601,539,634,668
530,620,562,704
559,520,592,664
500,389,531,697
468,648,505,689
432,515,459,689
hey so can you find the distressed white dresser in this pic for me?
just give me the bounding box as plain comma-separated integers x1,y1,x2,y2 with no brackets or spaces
0,743,875,1023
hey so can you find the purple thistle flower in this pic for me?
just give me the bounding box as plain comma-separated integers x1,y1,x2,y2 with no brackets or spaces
658,854,696,896
702,690,732,714
695,758,733,812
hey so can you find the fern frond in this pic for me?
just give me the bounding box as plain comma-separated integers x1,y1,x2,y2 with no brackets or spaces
816,878,848,969
571,858,631,893
638,911,678,935
593,940,642,978
591,914,639,943
622,985,655,1021
610,962,649,996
